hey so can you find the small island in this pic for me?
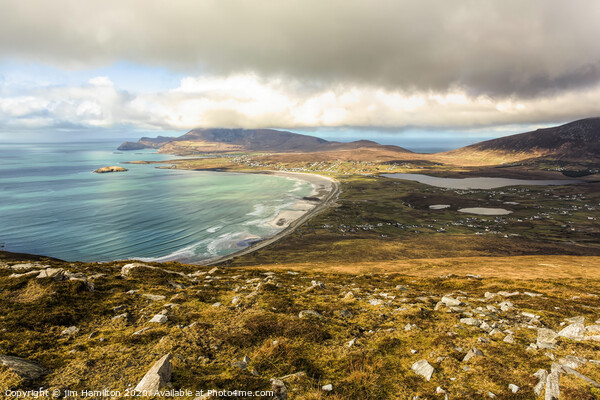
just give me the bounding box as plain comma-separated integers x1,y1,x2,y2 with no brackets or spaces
93,166,128,173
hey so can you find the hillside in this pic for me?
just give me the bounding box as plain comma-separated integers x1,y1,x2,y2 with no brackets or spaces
440,118,600,165
118,128,412,155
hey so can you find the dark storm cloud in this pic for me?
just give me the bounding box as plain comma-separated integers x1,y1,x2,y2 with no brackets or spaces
0,0,599,97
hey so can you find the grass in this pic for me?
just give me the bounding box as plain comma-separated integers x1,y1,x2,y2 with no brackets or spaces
1,258,600,399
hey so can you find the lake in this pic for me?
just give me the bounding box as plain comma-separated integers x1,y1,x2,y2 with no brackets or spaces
381,173,580,190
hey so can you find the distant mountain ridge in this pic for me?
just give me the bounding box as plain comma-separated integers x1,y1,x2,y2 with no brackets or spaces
118,128,411,155
444,118,600,162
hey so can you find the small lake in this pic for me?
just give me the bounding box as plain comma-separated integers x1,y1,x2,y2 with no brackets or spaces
458,207,512,215
382,173,580,190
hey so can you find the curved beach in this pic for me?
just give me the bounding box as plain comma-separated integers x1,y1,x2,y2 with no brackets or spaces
202,171,340,265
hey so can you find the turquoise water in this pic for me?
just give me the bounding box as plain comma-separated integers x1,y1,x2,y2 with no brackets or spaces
0,141,313,263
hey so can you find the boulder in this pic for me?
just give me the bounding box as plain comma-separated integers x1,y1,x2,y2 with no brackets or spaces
545,363,561,400
149,314,168,324
459,317,480,326
537,328,558,349
463,348,484,362
411,359,434,381
441,295,462,307
134,354,172,393
533,369,548,397
37,268,66,280
557,323,585,340
0,355,49,380
60,326,79,337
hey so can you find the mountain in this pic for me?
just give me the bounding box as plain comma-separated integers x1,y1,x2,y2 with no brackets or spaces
119,128,411,155
442,118,600,164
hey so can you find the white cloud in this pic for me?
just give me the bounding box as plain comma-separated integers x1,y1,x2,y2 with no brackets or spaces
1,73,600,133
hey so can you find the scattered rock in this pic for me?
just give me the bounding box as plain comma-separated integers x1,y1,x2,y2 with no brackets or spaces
60,326,79,337
459,317,480,326
533,369,548,397
537,328,558,349
557,323,585,340
508,383,520,393
463,348,484,362
441,295,462,307
322,384,333,391
503,334,515,344
411,359,434,381
545,363,561,400
149,314,168,324
142,294,166,301
298,310,322,319
134,354,172,393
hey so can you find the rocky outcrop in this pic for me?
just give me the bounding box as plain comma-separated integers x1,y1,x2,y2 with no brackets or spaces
93,166,128,173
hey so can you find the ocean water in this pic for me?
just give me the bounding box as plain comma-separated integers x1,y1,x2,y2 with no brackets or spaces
0,141,313,263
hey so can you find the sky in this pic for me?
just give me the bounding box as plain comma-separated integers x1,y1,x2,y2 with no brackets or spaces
1,0,600,142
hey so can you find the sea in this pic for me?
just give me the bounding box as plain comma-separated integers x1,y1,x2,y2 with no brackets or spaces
0,141,314,263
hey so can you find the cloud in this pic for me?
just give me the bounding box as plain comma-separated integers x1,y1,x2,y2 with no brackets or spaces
0,0,599,98
2,73,600,132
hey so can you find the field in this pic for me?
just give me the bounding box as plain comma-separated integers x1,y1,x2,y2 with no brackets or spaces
2,151,600,399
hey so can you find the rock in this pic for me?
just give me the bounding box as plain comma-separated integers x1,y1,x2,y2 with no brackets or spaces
463,348,484,362
112,313,130,322
537,328,558,349
337,309,352,318
121,263,184,278
545,363,561,400
508,384,520,393
558,355,587,369
9,270,40,279
533,369,548,396
585,325,600,334
322,384,333,391
271,379,287,400
231,296,241,305
60,326,79,337
498,291,519,297
208,267,220,275
411,359,434,381
565,316,585,324
484,292,495,299
441,295,462,307
369,299,384,306
499,301,514,311
134,354,172,393
93,166,128,173
503,334,515,344
37,268,66,280
231,360,247,369
560,365,600,388
133,327,151,335
149,314,168,324
8,263,48,271
524,292,542,297
487,392,497,398
557,323,585,340
347,338,357,347
142,294,166,301
459,317,480,326
211,302,222,307
298,310,322,319
0,355,50,380
311,280,326,289
343,292,355,300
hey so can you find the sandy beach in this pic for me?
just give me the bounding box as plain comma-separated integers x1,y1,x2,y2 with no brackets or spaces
202,171,339,265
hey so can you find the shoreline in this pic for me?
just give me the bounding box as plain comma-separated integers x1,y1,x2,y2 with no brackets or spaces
199,170,340,266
